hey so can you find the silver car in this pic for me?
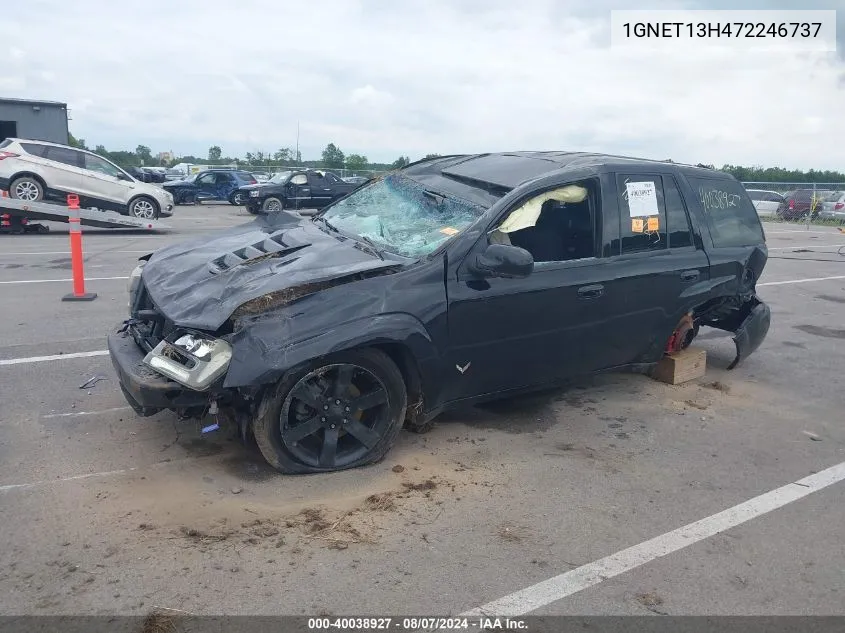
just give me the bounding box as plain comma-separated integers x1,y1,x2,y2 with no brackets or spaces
0,138,173,218
819,191,845,222
745,189,784,217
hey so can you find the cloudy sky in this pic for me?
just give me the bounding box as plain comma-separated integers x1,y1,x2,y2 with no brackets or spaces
2,0,843,169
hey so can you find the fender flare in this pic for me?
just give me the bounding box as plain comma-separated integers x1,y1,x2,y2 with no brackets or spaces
223,312,439,391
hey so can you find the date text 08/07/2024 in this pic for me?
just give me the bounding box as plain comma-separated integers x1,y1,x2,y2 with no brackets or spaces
307,616,529,630
621,21,823,39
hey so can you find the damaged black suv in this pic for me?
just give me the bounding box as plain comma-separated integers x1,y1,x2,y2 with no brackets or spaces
108,152,771,474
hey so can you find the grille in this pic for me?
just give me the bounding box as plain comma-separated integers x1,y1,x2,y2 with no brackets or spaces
131,280,175,351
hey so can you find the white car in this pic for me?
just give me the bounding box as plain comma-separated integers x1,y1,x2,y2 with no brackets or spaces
745,189,784,217
0,138,173,218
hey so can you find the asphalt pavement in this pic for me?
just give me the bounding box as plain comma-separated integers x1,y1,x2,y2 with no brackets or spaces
0,205,843,618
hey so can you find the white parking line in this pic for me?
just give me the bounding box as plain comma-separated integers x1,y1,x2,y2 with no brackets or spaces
461,460,845,617
759,275,845,286
0,456,202,493
765,229,839,235
43,406,131,419
768,244,843,250
0,468,136,492
0,350,109,366
0,276,128,285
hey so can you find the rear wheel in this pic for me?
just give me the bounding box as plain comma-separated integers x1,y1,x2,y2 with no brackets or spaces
261,196,284,213
128,196,159,219
253,348,407,474
230,191,248,205
9,176,44,202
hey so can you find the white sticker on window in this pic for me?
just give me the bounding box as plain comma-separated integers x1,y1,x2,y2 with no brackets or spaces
625,181,659,217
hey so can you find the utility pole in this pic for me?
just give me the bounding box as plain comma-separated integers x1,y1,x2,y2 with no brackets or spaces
295,121,300,165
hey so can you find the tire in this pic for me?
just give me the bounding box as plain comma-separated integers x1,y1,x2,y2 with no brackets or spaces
230,191,248,205
128,196,159,219
9,176,44,202
261,196,284,213
253,348,407,474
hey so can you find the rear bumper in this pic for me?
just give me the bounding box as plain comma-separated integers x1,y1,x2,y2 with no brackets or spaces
727,297,771,370
107,325,211,416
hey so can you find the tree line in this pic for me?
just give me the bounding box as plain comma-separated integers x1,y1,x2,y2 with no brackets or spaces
67,135,843,182
68,133,439,173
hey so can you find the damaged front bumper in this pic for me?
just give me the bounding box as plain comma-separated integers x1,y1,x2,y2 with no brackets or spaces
107,325,223,417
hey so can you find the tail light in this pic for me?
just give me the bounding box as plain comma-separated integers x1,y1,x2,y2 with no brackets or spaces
0,151,19,160
835,203,844,210
789,200,794,209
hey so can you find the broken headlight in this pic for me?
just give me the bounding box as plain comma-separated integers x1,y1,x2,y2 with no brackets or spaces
127,261,146,311
142,331,232,391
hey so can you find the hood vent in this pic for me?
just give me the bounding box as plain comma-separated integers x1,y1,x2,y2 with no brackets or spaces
207,232,307,274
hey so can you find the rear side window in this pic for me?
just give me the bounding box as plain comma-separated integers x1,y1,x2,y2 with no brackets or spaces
20,143,48,157
616,174,667,254
44,146,81,167
615,174,694,253
663,177,693,248
0,139,12,149
686,176,764,247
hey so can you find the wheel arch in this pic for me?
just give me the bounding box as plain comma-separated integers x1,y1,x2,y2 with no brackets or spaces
127,193,160,214
9,171,47,190
224,313,438,399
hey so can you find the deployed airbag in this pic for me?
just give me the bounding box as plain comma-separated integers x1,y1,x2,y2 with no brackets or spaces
496,185,588,234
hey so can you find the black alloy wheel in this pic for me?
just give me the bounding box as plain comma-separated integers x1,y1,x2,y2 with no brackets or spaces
253,349,407,474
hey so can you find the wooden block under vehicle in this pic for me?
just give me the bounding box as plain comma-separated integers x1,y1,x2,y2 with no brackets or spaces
651,347,707,385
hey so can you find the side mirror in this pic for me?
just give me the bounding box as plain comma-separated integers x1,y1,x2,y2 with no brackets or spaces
471,243,534,278
117,173,132,181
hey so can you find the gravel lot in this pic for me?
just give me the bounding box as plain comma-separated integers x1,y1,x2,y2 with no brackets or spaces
0,205,843,617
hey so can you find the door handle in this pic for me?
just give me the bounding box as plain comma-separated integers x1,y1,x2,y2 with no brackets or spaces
680,270,700,282
577,284,604,299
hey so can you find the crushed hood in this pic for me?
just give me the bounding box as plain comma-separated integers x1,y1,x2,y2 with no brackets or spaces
140,212,399,331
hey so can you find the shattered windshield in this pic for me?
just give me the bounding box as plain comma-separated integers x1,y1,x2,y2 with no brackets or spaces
319,174,485,258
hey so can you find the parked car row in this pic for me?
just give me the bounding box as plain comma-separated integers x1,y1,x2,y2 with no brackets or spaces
233,169,366,214
125,166,167,184
0,137,173,218
744,187,843,222
161,169,257,205
160,167,370,213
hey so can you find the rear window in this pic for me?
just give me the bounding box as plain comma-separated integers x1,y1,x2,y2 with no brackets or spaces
686,176,765,247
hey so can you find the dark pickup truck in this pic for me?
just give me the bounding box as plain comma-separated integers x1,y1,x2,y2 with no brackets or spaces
234,169,363,214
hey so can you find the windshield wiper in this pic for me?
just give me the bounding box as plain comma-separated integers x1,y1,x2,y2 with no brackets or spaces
313,216,384,260
354,235,385,260
313,215,340,233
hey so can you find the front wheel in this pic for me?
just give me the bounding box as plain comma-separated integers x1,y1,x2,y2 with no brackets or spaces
261,196,284,213
230,191,248,205
9,176,44,202
253,348,407,474
128,196,159,219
